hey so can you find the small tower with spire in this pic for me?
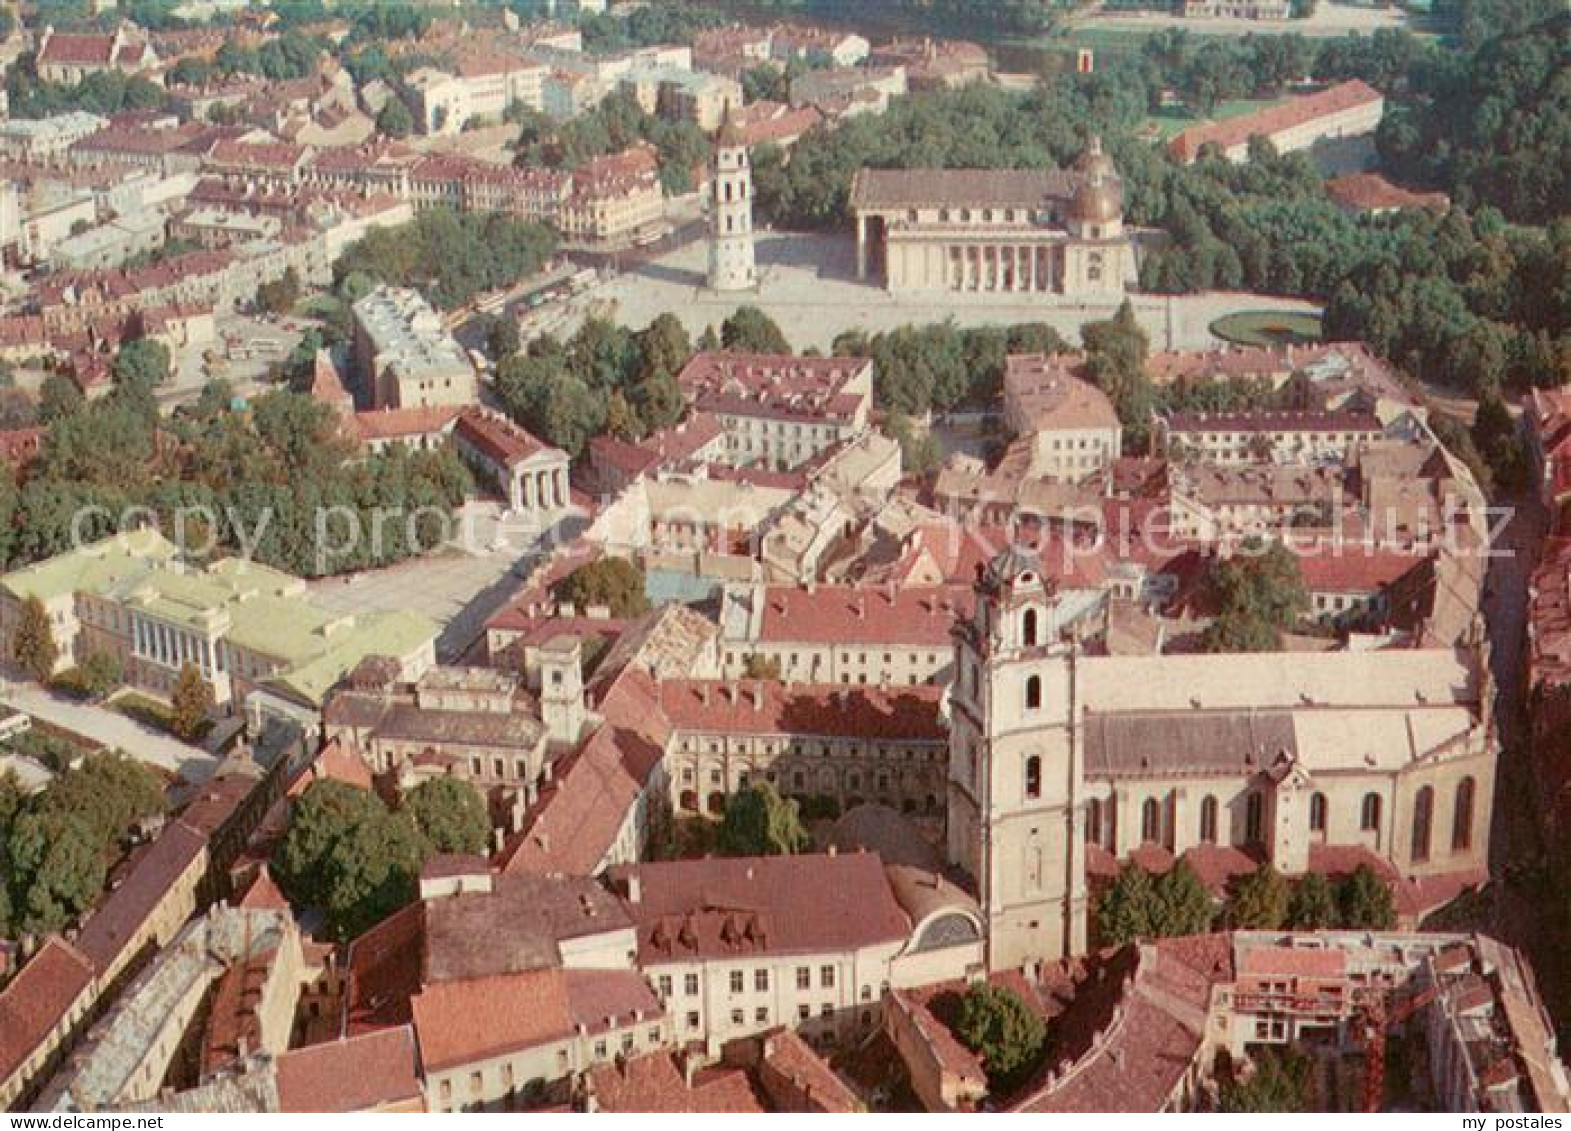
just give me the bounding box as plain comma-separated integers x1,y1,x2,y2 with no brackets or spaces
708,105,756,292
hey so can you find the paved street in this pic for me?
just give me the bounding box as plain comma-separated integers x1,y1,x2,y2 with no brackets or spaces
0,679,219,785
575,231,1319,353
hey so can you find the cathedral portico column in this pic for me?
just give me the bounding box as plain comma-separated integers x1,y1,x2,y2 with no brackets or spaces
856,214,869,279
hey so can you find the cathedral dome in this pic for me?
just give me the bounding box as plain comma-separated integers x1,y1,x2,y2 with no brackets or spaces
1070,176,1124,225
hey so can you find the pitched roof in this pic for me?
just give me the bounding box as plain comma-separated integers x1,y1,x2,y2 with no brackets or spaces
1004,354,1121,433
849,167,1079,210
274,1027,423,1112
0,938,95,1088
410,968,660,1072
1168,80,1383,161
753,584,969,648
74,820,208,972
587,1052,767,1113
454,410,556,468
610,852,911,963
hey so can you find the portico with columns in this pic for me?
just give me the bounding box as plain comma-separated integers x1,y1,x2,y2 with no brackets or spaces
453,410,572,525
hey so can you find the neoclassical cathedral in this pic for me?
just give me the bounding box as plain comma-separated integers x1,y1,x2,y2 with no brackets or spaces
848,136,1136,297
947,548,1497,969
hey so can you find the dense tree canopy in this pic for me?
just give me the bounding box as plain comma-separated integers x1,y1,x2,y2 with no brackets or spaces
953,982,1048,1092
333,209,557,311
2,751,164,938
717,783,811,858
1201,539,1310,653
404,778,491,857
1224,863,1290,930
273,780,427,941
553,557,650,619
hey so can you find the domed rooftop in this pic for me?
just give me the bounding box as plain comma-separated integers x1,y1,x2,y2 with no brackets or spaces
1070,176,1124,224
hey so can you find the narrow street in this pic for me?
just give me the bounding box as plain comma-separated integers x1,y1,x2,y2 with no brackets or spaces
1481,498,1570,1033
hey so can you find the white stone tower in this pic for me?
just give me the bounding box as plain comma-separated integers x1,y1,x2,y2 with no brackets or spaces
708,107,756,292
539,635,586,747
947,546,1089,970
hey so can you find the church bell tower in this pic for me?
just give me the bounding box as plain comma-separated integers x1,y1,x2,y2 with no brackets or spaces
947,546,1089,969
708,106,756,292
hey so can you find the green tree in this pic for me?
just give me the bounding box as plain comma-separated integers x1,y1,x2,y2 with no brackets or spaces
953,982,1047,1091
1097,861,1160,946
1218,1047,1312,1112
404,777,490,856
1337,864,1397,930
37,374,83,424
1288,871,1338,929
13,595,59,682
273,780,427,941
637,312,692,378
376,94,414,138
487,314,521,362
717,783,811,857
887,413,943,477
497,354,605,457
112,338,172,393
77,650,123,701
554,558,650,619
6,809,105,936
256,267,301,316
169,663,214,742
1202,539,1309,653
1225,863,1290,929
721,306,790,354
1152,858,1216,937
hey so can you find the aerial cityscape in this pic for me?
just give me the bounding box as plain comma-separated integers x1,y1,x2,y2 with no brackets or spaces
0,0,1565,1116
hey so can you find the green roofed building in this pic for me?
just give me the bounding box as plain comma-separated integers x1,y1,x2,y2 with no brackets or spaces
0,531,437,724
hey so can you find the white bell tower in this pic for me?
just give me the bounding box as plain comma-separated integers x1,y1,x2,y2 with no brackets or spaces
708,106,756,292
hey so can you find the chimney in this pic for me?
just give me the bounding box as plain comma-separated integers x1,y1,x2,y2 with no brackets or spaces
626,872,642,903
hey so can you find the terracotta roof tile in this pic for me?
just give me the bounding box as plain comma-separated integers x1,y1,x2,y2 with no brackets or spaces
275,1026,424,1112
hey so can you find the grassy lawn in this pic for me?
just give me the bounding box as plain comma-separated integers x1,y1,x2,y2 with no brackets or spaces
1210,310,1324,347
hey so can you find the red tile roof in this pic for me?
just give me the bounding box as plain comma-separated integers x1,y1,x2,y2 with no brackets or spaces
1295,547,1428,595
676,351,870,426
610,852,911,964
1326,172,1448,214
411,968,660,1072
587,1052,767,1113
74,819,207,973
755,584,969,648
1169,80,1383,162
275,1026,424,1112
454,410,554,469
39,32,120,66
352,405,460,443
1004,353,1120,432
1237,944,1346,979
0,938,95,1089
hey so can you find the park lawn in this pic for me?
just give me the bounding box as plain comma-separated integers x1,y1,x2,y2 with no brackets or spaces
1210,310,1325,347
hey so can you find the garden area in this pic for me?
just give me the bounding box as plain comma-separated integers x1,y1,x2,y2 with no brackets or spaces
1210,310,1325,348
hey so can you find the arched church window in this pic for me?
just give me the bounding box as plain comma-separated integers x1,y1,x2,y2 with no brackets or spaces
1411,786,1434,862
1199,796,1218,844
1451,777,1475,852
1025,674,1041,711
1141,798,1160,843
1361,793,1381,832
1022,607,1038,647
1310,792,1328,833
1025,756,1041,800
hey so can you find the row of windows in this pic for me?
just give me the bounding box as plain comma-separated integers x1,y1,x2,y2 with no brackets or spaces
1081,779,1477,860
656,965,837,998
